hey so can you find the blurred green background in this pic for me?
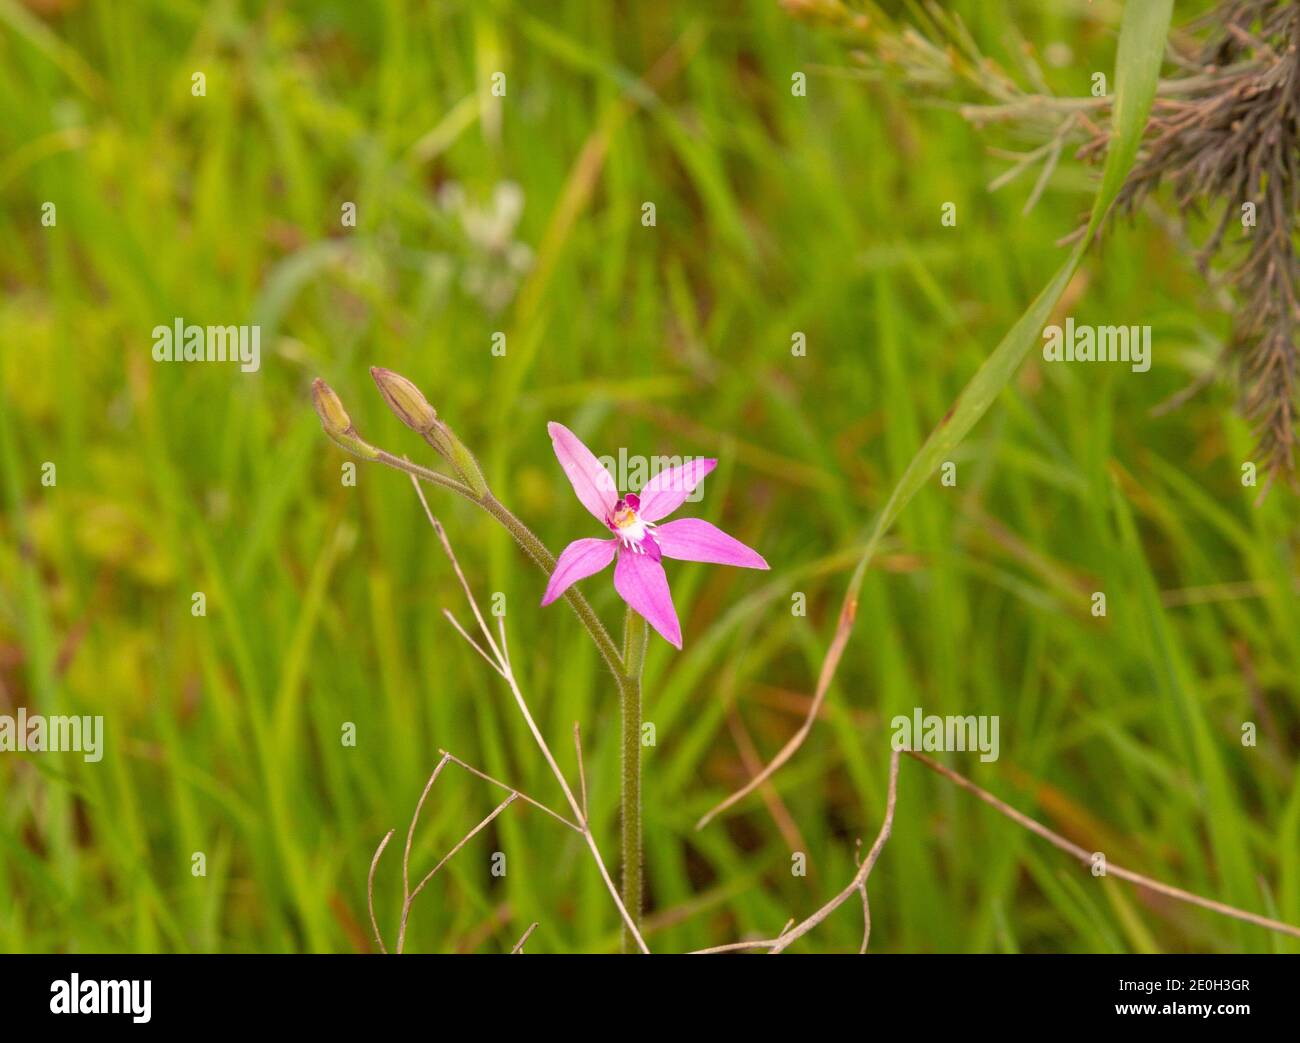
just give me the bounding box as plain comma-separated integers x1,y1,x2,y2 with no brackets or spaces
2,0,1297,954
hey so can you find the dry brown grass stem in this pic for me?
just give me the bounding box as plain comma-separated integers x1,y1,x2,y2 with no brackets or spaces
399,472,650,953
696,747,1300,953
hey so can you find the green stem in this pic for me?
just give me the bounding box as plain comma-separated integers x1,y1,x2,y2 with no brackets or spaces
620,606,648,952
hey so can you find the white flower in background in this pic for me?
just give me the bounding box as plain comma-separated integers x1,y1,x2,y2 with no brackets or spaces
438,181,534,313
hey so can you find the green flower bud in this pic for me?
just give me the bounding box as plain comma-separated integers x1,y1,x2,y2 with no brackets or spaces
312,378,379,460
371,367,438,435
312,378,352,433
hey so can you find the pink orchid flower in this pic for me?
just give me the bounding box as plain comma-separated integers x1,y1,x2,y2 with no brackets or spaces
541,422,769,648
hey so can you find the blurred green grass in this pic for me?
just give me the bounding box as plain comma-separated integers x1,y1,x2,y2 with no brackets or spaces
1,0,1297,953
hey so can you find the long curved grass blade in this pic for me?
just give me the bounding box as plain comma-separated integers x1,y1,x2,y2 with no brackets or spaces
697,0,1175,828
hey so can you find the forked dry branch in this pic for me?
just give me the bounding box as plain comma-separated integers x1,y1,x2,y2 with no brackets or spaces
693,748,1300,954
364,473,649,954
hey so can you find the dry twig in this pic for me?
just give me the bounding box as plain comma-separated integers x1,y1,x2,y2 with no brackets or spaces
696,746,1300,953
401,472,651,953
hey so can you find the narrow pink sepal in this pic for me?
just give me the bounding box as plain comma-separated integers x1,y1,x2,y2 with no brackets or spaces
651,518,768,569
613,547,682,648
636,458,718,522
541,537,617,605
547,422,618,523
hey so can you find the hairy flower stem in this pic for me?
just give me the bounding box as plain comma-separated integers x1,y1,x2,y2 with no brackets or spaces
620,606,648,952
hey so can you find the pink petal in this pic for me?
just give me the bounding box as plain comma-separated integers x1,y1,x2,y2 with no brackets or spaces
614,547,682,649
652,518,769,569
636,458,717,522
541,538,617,605
547,422,618,523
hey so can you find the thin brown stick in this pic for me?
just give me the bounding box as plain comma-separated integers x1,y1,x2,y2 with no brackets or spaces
857,884,872,955
373,752,579,954
392,749,536,954
496,616,512,671
511,922,539,954
690,937,782,954
854,838,872,954
690,753,900,956
574,722,589,821
408,467,505,665
367,829,396,954
438,751,581,833
441,608,502,675
398,793,518,953
402,753,453,908
689,918,795,955
692,749,900,955
408,795,517,907
768,749,900,953
696,596,858,829
905,750,1300,941
726,710,806,853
